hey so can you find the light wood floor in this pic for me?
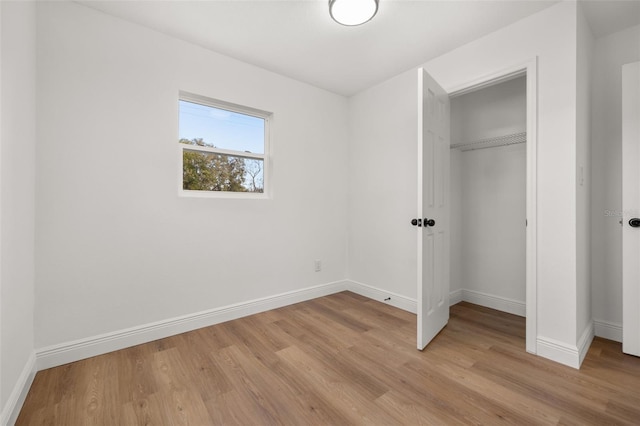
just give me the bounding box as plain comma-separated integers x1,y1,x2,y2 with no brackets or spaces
17,291,640,425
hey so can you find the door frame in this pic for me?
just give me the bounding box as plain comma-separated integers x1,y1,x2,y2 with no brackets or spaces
446,58,538,354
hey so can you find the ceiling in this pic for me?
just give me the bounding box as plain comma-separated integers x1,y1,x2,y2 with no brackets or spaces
582,0,640,38
78,0,640,97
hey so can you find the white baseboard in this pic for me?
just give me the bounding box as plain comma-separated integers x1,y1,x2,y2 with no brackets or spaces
536,336,580,369
578,321,595,366
594,319,622,342
345,281,465,313
1,351,37,426
346,280,417,314
458,289,526,317
34,279,600,375
449,288,463,305
36,280,349,370
342,283,525,318
538,326,595,369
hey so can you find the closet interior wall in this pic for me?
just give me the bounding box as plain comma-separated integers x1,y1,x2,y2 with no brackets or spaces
450,76,527,314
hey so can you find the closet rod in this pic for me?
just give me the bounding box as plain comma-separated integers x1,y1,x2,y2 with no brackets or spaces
450,132,526,152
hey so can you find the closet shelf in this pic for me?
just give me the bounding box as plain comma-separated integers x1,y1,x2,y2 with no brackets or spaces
450,132,526,152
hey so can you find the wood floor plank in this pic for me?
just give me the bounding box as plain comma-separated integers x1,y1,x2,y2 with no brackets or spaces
172,331,233,401
115,343,159,404
16,292,640,425
152,347,213,425
275,345,400,425
374,390,467,426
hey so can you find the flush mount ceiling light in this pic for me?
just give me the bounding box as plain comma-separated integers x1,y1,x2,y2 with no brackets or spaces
329,0,379,26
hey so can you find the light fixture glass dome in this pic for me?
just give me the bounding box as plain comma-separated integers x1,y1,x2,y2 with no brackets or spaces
329,0,379,26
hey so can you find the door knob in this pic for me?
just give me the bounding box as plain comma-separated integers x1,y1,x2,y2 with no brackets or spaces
630,218,640,228
411,218,422,227
424,218,435,227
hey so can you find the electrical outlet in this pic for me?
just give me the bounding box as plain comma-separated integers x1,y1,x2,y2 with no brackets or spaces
314,260,322,272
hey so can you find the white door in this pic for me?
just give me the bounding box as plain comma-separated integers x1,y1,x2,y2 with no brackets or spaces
417,68,450,350
622,61,640,357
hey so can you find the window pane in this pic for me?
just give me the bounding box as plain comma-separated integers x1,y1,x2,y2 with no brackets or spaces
183,150,264,193
179,100,265,154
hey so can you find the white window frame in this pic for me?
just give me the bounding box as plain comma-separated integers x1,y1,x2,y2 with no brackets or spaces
178,91,271,199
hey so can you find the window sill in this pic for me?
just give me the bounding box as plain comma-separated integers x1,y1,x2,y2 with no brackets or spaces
179,189,269,200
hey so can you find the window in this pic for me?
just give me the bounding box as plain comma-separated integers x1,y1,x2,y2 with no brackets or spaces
178,92,270,197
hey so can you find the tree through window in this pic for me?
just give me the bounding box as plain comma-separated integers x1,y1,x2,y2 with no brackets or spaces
178,93,270,196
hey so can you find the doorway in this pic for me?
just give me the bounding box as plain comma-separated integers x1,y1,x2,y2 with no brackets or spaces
417,60,538,354
450,76,527,326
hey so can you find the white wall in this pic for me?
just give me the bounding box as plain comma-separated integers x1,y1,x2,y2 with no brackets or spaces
576,3,594,351
451,77,526,144
348,70,419,301
0,1,37,422
450,146,462,296
450,77,526,311
591,24,640,341
35,2,349,350
348,2,582,365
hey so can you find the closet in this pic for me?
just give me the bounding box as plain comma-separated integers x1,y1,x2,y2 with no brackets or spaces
449,76,527,317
